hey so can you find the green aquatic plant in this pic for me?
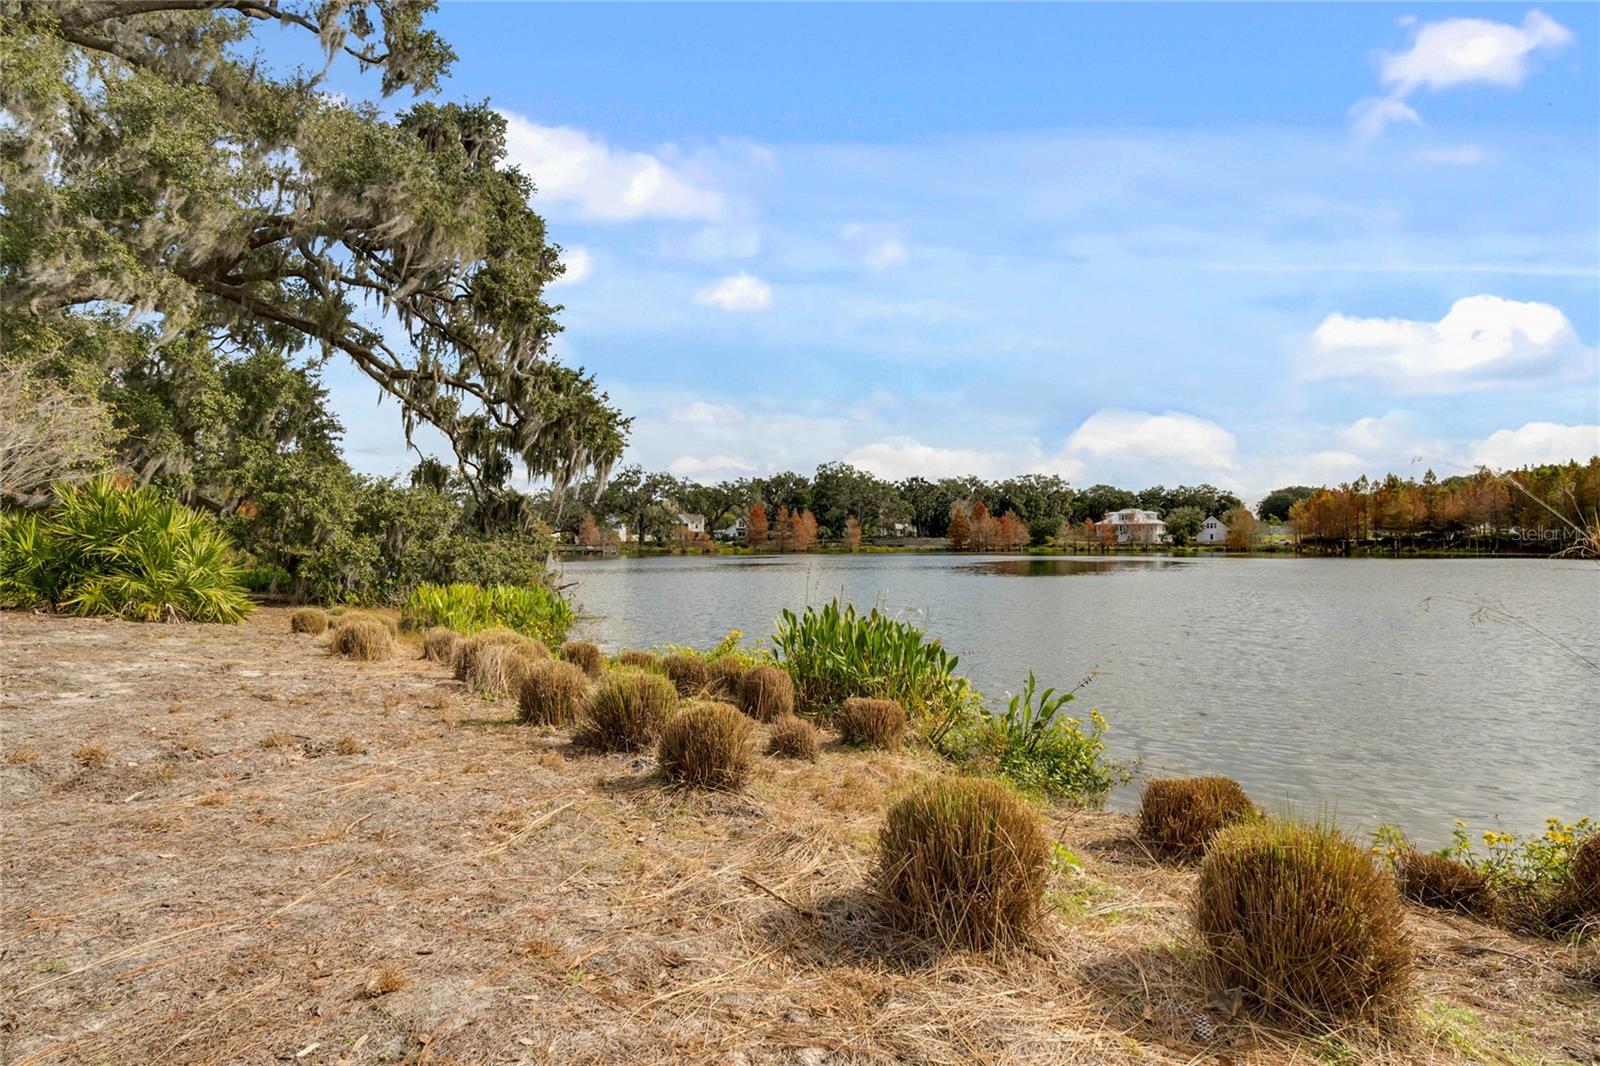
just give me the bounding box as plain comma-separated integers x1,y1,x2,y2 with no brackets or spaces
975,671,1124,801
773,599,964,722
400,582,575,646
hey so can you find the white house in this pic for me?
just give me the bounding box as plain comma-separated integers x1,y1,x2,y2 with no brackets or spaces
1197,515,1228,544
1096,508,1167,544
721,515,748,541
677,512,706,535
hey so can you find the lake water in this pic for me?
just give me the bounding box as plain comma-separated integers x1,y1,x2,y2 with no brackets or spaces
560,552,1600,848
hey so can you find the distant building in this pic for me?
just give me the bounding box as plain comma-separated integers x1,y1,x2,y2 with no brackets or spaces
1197,515,1228,544
677,513,706,535
1096,508,1167,544
722,515,748,541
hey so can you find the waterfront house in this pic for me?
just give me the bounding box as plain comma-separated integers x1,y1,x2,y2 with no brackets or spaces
1197,515,1228,544
1096,508,1167,544
677,512,707,535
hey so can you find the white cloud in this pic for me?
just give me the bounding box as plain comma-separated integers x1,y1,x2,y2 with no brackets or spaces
500,112,724,222
1305,294,1586,393
668,454,759,477
1064,409,1237,468
669,401,743,425
693,273,773,312
1334,411,1424,455
550,246,591,286
844,437,1059,481
1416,144,1489,165
1351,11,1574,139
1466,422,1600,469
839,222,909,271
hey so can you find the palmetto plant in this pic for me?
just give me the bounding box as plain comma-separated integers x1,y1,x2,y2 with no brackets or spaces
400,581,576,646
0,476,253,623
773,599,965,721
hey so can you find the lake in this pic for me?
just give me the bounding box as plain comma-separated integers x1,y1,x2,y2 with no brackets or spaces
560,552,1600,848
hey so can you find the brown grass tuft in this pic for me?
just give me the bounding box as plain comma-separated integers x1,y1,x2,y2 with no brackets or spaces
289,607,328,634
453,628,547,683
560,639,604,678
706,655,746,699
1194,819,1413,1029
836,697,907,750
874,776,1048,950
464,643,542,700
331,618,394,661
337,610,398,635
73,743,112,768
1542,833,1600,936
766,715,819,761
518,658,592,726
662,653,712,697
363,966,408,998
258,732,296,751
576,669,677,753
421,627,459,664
1137,776,1256,859
737,666,794,721
657,701,754,790
616,649,659,671
333,736,364,756
1395,851,1497,918
6,746,40,765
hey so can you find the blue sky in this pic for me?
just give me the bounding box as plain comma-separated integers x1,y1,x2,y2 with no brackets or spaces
311,3,1599,498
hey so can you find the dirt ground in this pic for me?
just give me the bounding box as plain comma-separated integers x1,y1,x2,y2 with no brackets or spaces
1,607,1595,1065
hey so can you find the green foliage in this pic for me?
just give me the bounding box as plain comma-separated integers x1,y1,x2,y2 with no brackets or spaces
967,672,1124,800
0,476,252,623
773,600,965,721
401,582,575,647
1441,817,1597,934
1162,505,1206,546
238,563,292,594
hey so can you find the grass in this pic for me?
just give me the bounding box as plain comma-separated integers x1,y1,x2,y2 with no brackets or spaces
773,599,963,722
706,656,745,699
1137,776,1256,859
616,649,660,671
657,701,754,790
1394,852,1497,919
421,626,459,664
463,642,541,700
331,618,394,661
737,666,794,721
518,659,591,726
400,582,576,646
289,607,328,634
766,715,819,761
576,669,677,753
560,639,604,678
1194,818,1413,1030
836,697,907,750
873,776,1049,950
452,628,547,684
662,653,711,697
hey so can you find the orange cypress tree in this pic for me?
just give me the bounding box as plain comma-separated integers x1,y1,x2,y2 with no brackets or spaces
746,503,768,546
843,516,862,550
796,509,818,551
577,512,602,547
947,504,972,550
970,501,995,551
774,505,793,551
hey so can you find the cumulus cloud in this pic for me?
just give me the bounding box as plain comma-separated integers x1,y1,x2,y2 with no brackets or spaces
1064,410,1238,468
1305,295,1586,393
1351,11,1574,139
844,437,1059,481
670,401,743,425
549,246,591,286
693,273,773,312
500,112,724,221
1466,422,1600,469
668,454,759,477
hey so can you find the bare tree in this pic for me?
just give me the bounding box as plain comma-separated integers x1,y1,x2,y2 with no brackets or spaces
0,366,116,506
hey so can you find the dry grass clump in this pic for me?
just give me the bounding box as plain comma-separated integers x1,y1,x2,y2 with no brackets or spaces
657,701,754,790
836,697,907,750
73,743,112,768
1395,851,1497,918
1194,819,1413,1029
333,736,364,756
1137,775,1256,858
363,966,408,998
873,776,1048,950
453,628,547,682
766,715,819,761
6,746,40,765
662,653,711,697
706,655,745,698
338,610,397,635
576,669,677,753
289,607,328,634
464,642,542,700
737,666,794,721
421,627,459,664
331,618,395,661
616,649,659,671
560,639,604,678
1543,833,1600,936
518,658,592,726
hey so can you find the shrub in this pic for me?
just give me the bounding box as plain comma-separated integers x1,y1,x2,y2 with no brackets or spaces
1544,832,1600,936
1395,852,1497,918
774,600,964,724
662,653,711,696
290,607,328,634
738,666,794,721
338,609,398,635
1194,819,1413,1028
0,476,253,623
519,658,591,726
874,777,1048,950
577,669,677,753
560,639,604,678
332,618,394,661
464,642,541,700
421,626,459,663
706,655,746,698
963,671,1124,800
836,697,907,750
1138,776,1256,858
767,715,820,761
617,649,659,671
453,627,548,681
657,701,754,789
1441,817,1597,936
400,581,575,646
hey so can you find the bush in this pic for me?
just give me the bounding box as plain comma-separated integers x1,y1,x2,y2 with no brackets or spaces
290,607,328,634
1395,852,1497,918
774,600,964,723
561,639,604,678
0,476,253,624
874,777,1048,950
1441,817,1597,937
738,666,794,721
1544,832,1600,937
657,701,754,789
1138,776,1256,858
837,697,907,750
331,618,394,661
707,655,746,698
400,581,575,646
617,649,659,671
453,627,548,681
577,669,677,752
960,672,1124,801
421,626,459,663
519,658,591,726
662,653,711,696
767,715,820,761
338,609,397,635
464,642,542,700
1194,820,1413,1028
